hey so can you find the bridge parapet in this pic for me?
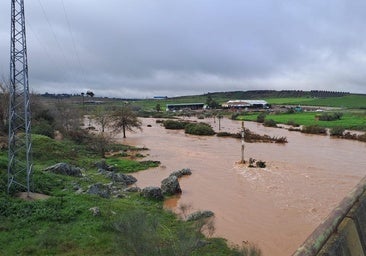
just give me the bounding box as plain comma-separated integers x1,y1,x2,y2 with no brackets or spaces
293,176,366,256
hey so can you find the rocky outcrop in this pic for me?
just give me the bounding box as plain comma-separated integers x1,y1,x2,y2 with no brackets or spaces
161,175,182,195
169,168,192,178
141,186,164,201
87,183,111,198
124,187,141,193
44,163,82,177
96,160,137,186
106,172,137,186
186,210,214,221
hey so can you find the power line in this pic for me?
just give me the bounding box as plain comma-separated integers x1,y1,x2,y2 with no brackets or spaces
60,0,86,83
36,0,71,68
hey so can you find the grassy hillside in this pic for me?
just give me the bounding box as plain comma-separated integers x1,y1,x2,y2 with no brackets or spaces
127,91,366,111
0,134,260,255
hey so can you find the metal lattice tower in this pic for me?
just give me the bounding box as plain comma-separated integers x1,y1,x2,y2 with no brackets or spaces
8,0,32,195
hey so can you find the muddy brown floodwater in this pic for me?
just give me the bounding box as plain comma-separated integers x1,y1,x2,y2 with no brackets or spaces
118,117,366,256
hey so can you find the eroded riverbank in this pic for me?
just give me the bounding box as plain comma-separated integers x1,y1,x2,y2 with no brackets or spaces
119,117,366,256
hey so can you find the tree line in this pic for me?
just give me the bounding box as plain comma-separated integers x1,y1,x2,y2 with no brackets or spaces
0,83,142,157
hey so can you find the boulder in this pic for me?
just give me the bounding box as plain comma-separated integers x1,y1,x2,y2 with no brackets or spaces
124,187,141,193
186,210,214,221
108,172,137,186
141,186,164,201
169,168,192,178
87,183,111,198
44,163,82,177
95,160,118,172
161,175,182,195
94,160,109,170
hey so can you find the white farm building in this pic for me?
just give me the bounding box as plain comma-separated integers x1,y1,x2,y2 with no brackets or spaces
222,100,270,109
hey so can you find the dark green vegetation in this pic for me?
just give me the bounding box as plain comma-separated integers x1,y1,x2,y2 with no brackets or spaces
106,157,160,173
301,125,327,135
0,134,261,255
162,119,190,130
162,120,215,136
184,123,216,136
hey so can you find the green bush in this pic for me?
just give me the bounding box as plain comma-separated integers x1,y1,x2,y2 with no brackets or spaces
185,123,215,136
263,119,277,127
32,119,55,138
330,127,345,137
256,113,266,123
287,120,300,127
163,120,188,130
301,125,327,134
318,112,343,121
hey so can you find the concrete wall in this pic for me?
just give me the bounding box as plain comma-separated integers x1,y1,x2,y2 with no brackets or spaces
293,177,366,256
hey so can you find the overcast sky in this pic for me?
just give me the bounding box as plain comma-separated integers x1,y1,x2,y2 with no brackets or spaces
1,1,366,98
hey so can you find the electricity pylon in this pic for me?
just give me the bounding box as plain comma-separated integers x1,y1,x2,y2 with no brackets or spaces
8,0,33,195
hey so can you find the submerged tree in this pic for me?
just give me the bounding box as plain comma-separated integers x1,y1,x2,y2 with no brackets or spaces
112,104,142,138
93,106,114,133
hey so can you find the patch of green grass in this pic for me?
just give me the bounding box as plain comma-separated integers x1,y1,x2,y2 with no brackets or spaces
32,134,94,167
106,157,160,173
300,95,366,109
238,111,366,130
266,95,366,108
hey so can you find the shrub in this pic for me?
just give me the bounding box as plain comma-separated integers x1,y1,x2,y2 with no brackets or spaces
111,209,203,256
32,119,55,138
357,133,366,142
263,119,277,127
216,132,233,137
231,113,240,120
301,125,327,135
287,120,300,127
163,120,188,130
256,113,266,123
185,123,215,136
273,136,288,143
256,160,266,168
318,112,343,121
330,127,345,137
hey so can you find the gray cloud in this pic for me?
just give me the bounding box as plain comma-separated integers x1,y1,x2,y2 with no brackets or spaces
1,0,366,98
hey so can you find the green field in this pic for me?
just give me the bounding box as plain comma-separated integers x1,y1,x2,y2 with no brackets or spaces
266,95,366,109
238,111,366,131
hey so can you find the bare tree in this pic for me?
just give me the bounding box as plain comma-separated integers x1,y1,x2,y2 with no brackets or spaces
93,106,114,133
52,100,83,135
112,104,142,138
90,132,114,158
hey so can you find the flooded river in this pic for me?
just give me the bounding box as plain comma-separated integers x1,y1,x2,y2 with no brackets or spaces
119,117,366,256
